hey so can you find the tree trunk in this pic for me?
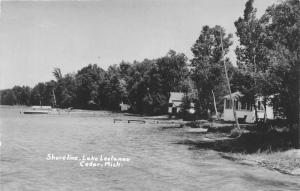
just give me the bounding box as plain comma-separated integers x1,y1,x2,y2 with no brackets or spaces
212,90,218,118
52,89,57,108
296,56,300,149
252,48,258,123
253,103,258,123
263,98,267,123
220,30,240,130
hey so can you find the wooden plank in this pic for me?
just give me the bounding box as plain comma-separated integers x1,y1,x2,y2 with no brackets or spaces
128,120,146,124
114,119,146,124
113,119,123,123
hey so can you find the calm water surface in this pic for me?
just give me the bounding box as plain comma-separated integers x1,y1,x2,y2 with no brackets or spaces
0,107,299,191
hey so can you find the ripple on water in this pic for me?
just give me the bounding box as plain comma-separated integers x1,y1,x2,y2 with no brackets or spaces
1,108,300,190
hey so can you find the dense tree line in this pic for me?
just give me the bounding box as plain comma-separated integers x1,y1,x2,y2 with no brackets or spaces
0,51,189,115
232,0,299,123
190,25,234,119
188,0,299,123
1,0,299,123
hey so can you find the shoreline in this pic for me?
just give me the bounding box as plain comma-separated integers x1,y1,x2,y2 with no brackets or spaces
1,105,299,176
220,150,300,176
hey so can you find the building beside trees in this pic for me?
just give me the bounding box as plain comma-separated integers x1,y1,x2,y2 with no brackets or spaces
0,0,298,141
222,91,275,123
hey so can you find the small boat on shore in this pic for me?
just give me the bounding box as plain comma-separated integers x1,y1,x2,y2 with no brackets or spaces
23,106,52,114
23,110,49,114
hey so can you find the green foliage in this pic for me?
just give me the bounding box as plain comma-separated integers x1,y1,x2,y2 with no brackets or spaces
234,0,271,106
156,50,189,93
125,51,189,115
12,86,31,105
261,0,300,123
102,66,127,111
0,89,17,105
1,0,297,124
30,83,46,105
190,25,233,118
55,74,77,108
75,64,106,109
234,0,299,124
0,50,188,114
179,94,192,119
53,68,62,81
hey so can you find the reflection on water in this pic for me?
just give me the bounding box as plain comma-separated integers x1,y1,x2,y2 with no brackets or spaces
0,107,299,191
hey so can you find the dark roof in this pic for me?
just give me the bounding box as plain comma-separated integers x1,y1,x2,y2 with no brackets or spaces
223,91,244,100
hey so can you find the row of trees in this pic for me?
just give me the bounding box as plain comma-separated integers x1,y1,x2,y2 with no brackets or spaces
1,0,299,123
0,51,189,115
188,0,299,123
233,0,299,123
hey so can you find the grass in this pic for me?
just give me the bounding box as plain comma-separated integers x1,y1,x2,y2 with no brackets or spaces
223,149,300,175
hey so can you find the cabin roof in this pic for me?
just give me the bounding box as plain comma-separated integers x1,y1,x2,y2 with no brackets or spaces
223,91,244,100
169,92,184,102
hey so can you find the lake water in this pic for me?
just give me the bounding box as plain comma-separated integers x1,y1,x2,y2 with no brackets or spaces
0,107,299,191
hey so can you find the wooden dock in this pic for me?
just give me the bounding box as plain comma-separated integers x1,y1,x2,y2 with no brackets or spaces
113,119,146,124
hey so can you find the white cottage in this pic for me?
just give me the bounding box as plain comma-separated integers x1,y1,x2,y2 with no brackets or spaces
168,92,184,115
168,92,195,118
222,91,274,123
120,102,130,111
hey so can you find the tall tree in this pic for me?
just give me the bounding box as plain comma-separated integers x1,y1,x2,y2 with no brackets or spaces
75,64,106,109
30,83,46,105
53,67,62,81
102,64,128,111
156,50,189,93
191,25,233,118
19,86,32,105
52,67,64,106
234,0,271,122
12,86,24,105
126,59,157,114
55,74,77,108
261,0,300,124
0,89,16,105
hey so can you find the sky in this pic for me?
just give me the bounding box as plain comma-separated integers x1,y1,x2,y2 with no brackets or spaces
0,0,277,89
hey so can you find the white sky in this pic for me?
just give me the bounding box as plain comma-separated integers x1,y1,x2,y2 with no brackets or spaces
0,0,277,89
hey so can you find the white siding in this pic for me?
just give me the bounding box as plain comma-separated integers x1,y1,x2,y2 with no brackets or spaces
222,94,275,123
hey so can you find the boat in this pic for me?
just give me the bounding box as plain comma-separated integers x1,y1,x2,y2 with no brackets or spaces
23,106,52,114
23,110,49,114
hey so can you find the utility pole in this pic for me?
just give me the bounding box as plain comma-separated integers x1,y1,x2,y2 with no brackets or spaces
219,29,240,130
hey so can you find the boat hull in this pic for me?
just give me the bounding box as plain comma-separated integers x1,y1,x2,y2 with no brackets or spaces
23,111,49,114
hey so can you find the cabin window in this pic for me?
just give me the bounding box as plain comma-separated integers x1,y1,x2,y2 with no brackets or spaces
257,101,264,111
247,103,252,111
241,101,247,110
235,101,239,110
225,99,232,109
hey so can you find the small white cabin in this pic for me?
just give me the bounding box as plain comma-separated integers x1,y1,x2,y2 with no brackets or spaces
168,92,184,115
120,102,130,111
222,92,274,123
168,92,195,116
